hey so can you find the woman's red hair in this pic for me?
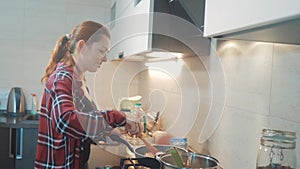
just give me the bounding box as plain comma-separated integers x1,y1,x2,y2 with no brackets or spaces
41,21,110,83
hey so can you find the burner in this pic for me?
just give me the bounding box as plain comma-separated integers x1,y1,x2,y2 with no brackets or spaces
96,157,162,169
120,157,162,169
95,166,119,169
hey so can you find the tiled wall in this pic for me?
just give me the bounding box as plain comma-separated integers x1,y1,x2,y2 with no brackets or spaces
94,56,212,136
95,40,300,169
207,40,300,169
0,0,110,109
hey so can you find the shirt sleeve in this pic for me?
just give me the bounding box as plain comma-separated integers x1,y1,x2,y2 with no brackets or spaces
101,109,126,128
50,73,125,140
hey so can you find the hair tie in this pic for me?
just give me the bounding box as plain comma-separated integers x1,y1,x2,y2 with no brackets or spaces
56,34,71,63
65,34,71,41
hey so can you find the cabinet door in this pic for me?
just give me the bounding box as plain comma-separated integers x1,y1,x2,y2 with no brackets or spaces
14,128,38,169
108,0,152,60
204,0,300,37
0,127,14,169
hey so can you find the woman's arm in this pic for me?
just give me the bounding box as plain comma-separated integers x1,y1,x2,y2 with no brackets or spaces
49,73,125,140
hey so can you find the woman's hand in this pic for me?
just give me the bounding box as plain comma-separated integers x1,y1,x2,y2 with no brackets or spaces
125,119,143,138
152,130,172,145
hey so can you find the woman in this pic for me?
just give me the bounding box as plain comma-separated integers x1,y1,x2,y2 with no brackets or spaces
35,21,132,169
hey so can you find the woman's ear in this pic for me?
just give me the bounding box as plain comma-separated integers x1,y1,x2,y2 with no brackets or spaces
76,39,86,52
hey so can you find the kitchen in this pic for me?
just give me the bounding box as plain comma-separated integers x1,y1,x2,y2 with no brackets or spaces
0,0,299,169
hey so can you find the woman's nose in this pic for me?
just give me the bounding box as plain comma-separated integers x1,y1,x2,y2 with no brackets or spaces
102,55,107,62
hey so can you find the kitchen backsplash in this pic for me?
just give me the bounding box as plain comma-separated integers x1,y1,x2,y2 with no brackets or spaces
209,40,300,169
93,39,300,169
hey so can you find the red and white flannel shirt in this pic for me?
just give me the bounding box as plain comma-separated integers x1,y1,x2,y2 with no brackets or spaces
34,62,126,169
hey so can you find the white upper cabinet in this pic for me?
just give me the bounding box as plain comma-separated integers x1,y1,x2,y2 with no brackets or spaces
108,0,152,60
204,0,300,37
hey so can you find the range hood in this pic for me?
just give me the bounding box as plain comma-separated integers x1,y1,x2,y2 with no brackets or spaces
108,0,209,61
213,17,300,45
144,0,208,60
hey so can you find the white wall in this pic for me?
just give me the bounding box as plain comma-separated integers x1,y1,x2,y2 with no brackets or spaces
0,0,111,110
95,40,300,169
207,40,300,169
94,56,212,137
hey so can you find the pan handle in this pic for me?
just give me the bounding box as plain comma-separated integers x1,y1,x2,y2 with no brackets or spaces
109,134,135,153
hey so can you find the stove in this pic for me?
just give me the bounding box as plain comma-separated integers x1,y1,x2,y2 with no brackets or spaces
96,157,162,169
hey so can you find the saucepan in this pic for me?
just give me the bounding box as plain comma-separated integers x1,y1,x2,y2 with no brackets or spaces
160,152,222,169
135,145,222,169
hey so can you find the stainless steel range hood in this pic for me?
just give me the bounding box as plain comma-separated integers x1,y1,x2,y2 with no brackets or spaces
213,17,300,45
108,0,209,61
151,0,208,55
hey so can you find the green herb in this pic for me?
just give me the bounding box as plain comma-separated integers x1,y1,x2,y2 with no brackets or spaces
169,147,184,168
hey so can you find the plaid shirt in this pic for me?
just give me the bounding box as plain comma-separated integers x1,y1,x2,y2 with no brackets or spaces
34,62,126,169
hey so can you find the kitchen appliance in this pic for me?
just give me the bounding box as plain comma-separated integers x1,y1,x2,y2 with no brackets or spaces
160,152,220,169
7,87,26,116
96,157,162,169
120,157,162,169
108,0,209,61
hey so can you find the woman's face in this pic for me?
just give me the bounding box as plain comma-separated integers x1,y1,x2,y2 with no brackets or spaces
78,35,110,72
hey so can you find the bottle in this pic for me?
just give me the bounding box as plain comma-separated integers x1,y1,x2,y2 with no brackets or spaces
125,103,145,122
31,93,38,114
133,103,147,133
126,103,145,145
132,103,145,120
256,129,297,169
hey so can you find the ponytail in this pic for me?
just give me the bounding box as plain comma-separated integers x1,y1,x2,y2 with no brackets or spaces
41,34,75,83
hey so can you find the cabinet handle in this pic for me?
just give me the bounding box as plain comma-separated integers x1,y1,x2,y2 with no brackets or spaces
8,128,13,158
8,128,23,159
15,128,23,160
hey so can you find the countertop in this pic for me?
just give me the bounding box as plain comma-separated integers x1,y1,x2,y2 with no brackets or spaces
0,111,39,128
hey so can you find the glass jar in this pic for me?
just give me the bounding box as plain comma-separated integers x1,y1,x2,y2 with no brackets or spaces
170,137,188,150
256,129,297,169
